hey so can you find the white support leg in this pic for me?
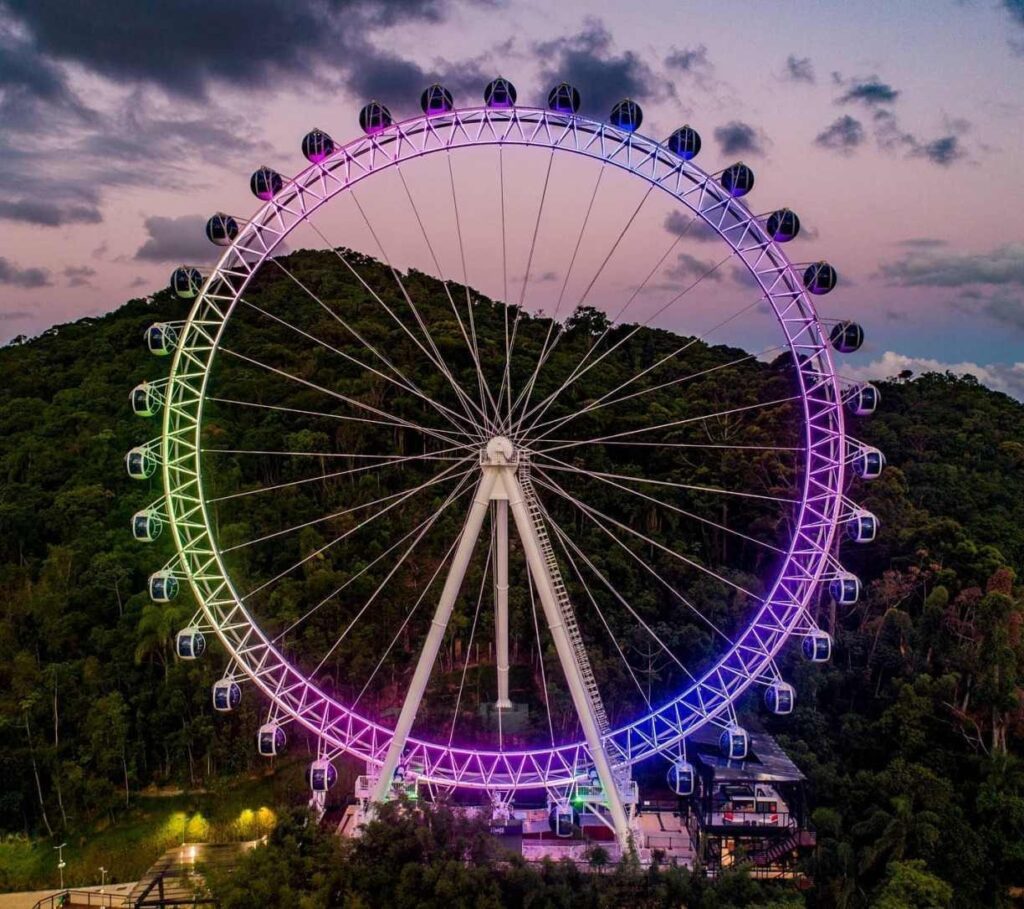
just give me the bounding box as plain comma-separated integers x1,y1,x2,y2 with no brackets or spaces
494,499,512,710
504,474,632,851
371,469,498,804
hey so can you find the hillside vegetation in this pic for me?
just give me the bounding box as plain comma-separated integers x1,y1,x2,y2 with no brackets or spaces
1,251,1023,906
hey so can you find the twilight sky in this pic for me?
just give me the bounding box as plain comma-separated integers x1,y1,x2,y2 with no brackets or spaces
2,0,1023,396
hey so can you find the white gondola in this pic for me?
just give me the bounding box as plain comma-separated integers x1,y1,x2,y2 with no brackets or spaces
852,446,885,480
420,84,454,116
302,127,335,163
829,320,864,353
483,76,516,108
847,382,880,416
176,627,206,660
610,99,643,132
548,803,575,837
148,570,179,602
205,212,239,246
765,681,796,715
802,630,832,662
766,208,800,242
132,510,163,542
804,261,838,295
170,267,203,300
130,382,163,417
847,509,878,543
721,161,754,197
547,82,581,114
666,125,701,159
212,679,241,712
719,724,749,760
358,101,392,135
250,166,283,201
308,759,337,792
126,446,157,480
829,572,861,606
667,759,696,796
146,322,178,356
258,723,286,756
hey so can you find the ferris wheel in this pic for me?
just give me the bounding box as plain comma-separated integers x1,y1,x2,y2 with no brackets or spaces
127,77,883,849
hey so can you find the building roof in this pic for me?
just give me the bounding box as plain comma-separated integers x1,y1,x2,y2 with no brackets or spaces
690,728,806,784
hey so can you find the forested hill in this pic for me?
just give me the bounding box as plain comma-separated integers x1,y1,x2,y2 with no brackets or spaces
2,250,1024,906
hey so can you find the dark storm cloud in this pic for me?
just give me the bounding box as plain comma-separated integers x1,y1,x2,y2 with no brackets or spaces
0,199,103,227
0,0,503,231
879,244,1024,288
0,26,97,128
535,19,668,115
836,76,900,106
713,121,767,156
1,0,453,99
783,55,815,84
814,115,865,154
339,49,493,112
0,257,52,288
134,215,220,263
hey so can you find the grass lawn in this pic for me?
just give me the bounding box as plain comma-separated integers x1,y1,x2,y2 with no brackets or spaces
0,762,308,893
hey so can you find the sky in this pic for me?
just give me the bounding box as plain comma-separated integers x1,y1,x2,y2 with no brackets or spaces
1,0,1023,396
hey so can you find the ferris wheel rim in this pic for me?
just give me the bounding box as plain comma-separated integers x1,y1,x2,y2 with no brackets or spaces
159,104,846,789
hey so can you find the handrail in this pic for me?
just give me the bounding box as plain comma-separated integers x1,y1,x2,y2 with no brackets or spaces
32,890,129,909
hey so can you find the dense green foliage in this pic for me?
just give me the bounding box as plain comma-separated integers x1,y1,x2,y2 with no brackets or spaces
2,251,1023,906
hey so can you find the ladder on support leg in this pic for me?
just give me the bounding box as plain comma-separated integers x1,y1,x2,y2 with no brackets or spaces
518,457,610,734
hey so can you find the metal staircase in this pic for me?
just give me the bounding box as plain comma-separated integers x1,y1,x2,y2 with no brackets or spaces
518,458,610,734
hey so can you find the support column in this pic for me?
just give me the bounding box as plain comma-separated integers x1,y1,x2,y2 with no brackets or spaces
371,470,498,804
504,473,632,851
494,499,511,710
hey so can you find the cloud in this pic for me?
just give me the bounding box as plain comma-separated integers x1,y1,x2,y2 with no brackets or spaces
713,120,767,156
897,238,947,249
878,244,1024,288
535,18,669,115
910,134,965,166
1002,0,1024,52
968,289,1024,332
0,199,102,227
0,257,52,288
814,115,865,154
783,55,815,84
664,252,723,283
0,0,498,237
64,265,97,287
2,0,457,100
837,75,900,106
829,73,968,167
134,215,219,263
0,310,33,322
663,210,721,244
845,351,1024,401
665,44,714,86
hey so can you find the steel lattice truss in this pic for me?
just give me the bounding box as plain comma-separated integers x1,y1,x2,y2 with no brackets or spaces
159,106,846,790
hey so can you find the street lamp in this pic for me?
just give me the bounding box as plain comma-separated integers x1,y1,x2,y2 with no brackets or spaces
99,866,108,891
54,842,67,890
